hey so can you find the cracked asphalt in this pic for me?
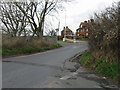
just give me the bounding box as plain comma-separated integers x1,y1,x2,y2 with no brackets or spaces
2,41,119,89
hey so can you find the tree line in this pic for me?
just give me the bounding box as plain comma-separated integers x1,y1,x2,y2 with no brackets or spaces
0,0,66,38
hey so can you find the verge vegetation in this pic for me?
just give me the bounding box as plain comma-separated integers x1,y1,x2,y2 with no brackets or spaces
80,50,119,83
80,1,119,84
2,37,62,58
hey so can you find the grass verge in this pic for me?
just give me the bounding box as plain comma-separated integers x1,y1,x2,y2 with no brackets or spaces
2,44,62,57
79,50,120,84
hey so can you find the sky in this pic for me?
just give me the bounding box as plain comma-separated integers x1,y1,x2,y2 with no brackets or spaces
47,0,119,35
0,0,119,35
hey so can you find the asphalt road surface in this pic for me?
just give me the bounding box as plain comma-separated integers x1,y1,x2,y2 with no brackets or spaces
2,41,118,88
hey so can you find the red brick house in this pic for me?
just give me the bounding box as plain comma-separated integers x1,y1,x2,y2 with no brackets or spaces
76,21,89,39
61,26,74,39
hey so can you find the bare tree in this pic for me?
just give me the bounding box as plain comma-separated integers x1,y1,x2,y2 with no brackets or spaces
0,2,28,37
15,0,63,38
0,0,70,38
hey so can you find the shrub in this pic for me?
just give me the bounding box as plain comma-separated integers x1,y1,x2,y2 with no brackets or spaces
89,2,119,62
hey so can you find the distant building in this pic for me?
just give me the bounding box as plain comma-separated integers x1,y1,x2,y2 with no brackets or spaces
76,21,89,39
61,26,74,39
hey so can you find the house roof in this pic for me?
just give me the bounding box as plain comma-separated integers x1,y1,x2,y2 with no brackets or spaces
61,26,73,32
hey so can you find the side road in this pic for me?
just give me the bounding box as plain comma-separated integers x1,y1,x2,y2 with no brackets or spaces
2,41,88,88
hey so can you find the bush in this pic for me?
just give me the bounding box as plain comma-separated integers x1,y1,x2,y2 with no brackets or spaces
89,2,119,62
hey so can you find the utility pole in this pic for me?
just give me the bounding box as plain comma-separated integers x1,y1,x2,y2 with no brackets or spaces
63,0,67,42
55,21,60,40
58,21,60,36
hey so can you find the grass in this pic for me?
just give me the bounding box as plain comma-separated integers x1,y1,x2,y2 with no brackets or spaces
95,58,119,79
2,37,62,57
2,44,62,57
79,50,120,83
79,50,92,65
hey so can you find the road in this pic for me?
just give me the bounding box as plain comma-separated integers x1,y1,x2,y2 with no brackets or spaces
2,41,118,88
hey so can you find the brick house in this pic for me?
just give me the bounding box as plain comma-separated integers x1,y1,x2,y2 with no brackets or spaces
61,26,74,39
76,21,89,39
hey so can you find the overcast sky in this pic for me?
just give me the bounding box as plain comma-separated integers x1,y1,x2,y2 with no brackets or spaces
47,0,119,34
